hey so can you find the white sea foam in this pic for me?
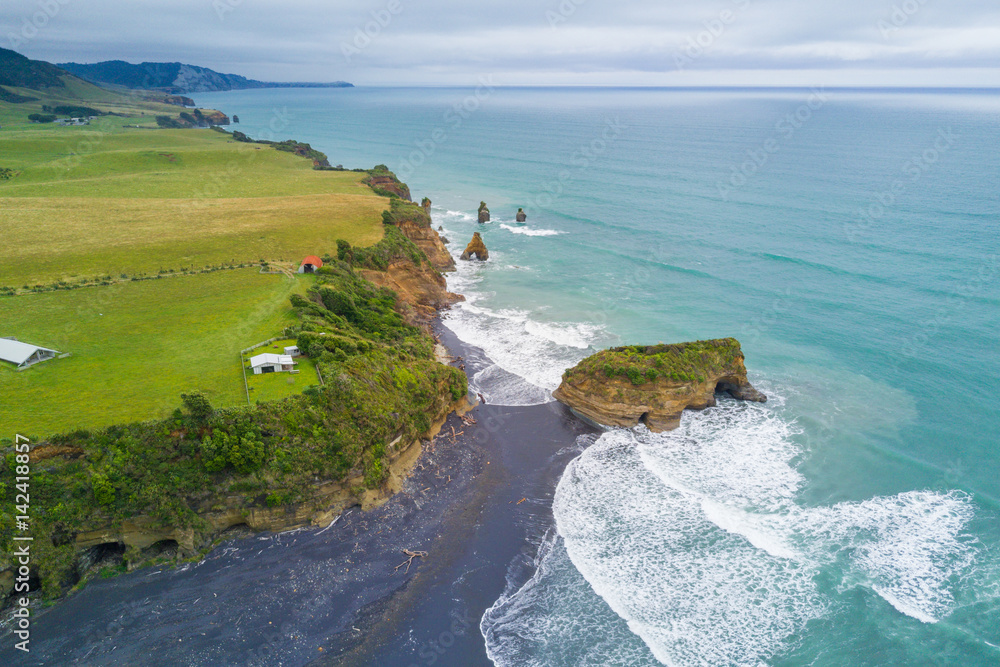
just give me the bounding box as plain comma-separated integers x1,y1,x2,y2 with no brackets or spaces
500,223,562,237
470,364,553,406
553,421,827,667
436,209,604,406
488,402,983,666
443,209,477,223
443,303,601,404
483,531,662,667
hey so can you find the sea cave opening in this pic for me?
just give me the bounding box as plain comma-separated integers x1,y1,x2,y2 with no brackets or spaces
714,379,739,399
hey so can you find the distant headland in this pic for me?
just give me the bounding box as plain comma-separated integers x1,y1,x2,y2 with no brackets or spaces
57,60,353,94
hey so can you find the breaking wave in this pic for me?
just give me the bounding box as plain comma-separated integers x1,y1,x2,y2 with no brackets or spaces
485,401,982,666
500,224,563,237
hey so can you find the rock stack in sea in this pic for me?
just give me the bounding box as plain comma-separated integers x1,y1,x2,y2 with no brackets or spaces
478,201,490,223
460,232,489,261
516,208,527,222
553,338,766,432
422,197,432,216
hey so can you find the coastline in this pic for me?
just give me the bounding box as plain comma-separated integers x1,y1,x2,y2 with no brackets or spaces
0,317,597,667
319,323,598,667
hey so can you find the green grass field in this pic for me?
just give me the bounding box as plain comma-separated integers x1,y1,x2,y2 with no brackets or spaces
0,269,313,436
0,126,386,286
243,339,322,404
0,80,392,436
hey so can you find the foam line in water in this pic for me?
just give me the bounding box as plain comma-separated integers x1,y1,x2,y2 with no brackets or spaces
500,223,563,237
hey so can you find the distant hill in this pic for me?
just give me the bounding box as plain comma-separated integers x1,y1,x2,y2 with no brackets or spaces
0,46,70,89
58,60,353,94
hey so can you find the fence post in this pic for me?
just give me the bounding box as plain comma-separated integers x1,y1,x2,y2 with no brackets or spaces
241,353,250,405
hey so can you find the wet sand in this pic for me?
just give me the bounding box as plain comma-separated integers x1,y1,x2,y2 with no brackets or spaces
1,325,595,666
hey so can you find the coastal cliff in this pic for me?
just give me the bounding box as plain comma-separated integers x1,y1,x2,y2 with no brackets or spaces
553,338,766,432
382,198,456,273
363,166,412,201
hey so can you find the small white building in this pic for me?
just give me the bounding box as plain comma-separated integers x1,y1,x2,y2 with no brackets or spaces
249,353,296,375
0,337,60,370
283,345,301,357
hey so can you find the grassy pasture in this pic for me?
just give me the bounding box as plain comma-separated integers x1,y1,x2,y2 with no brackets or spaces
0,127,386,285
0,269,311,437
0,193,384,286
0,128,375,198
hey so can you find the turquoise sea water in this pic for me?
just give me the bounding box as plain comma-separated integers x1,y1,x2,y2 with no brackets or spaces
199,87,1000,666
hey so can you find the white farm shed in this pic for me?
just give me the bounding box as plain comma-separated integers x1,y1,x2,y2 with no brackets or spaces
250,353,296,375
0,338,59,369
284,346,300,357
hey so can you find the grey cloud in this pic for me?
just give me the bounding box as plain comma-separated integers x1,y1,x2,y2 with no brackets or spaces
1,0,998,85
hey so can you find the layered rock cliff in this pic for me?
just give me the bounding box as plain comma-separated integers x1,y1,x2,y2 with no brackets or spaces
363,173,411,201
553,338,766,432
360,259,461,327
384,200,455,273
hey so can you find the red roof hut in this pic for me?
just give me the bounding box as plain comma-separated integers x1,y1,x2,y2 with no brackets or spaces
298,256,324,274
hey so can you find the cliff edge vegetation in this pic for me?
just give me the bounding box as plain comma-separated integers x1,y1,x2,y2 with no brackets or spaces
553,338,766,432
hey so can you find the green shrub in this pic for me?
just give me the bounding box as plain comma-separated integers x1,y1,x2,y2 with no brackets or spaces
91,474,116,506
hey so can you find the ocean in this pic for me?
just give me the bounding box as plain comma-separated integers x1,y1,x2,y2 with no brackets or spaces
197,86,1000,666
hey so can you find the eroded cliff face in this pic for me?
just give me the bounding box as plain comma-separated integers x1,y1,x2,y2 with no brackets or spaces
553,338,766,432
364,174,412,200
396,218,456,273
362,209,462,326
360,260,462,327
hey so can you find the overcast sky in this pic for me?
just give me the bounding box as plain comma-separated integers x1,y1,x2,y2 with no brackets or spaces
3,0,999,86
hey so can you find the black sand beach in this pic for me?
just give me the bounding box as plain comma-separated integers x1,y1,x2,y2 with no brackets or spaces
1,324,596,666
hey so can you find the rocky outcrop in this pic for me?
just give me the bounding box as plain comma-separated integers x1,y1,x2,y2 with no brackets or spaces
164,95,195,107
398,219,455,272
478,201,490,223
553,338,766,433
201,110,230,126
360,260,462,327
516,208,527,222
460,232,489,261
422,197,432,215
365,174,412,201
385,200,455,272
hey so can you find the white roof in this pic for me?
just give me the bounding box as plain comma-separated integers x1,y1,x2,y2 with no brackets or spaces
0,338,58,365
249,353,295,367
